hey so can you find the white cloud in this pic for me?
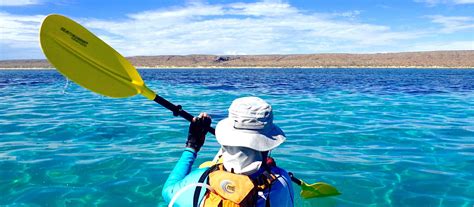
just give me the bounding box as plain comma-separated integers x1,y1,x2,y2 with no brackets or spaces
0,1,472,60
0,12,44,46
0,0,42,6
407,40,474,51
427,15,474,33
81,2,425,56
0,12,46,59
227,1,298,16
415,0,474,6
335,10,362,19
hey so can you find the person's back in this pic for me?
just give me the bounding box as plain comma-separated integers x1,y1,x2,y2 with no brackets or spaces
162,97,294,206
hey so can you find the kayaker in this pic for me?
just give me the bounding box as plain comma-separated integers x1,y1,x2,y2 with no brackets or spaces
162,97,294,207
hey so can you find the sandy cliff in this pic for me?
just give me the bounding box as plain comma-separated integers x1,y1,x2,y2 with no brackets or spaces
1,50,473,69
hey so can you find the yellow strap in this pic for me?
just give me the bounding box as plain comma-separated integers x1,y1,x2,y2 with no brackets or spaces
199,157,223,169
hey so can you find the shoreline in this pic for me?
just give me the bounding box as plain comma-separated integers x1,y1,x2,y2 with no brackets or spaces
1,66,474,70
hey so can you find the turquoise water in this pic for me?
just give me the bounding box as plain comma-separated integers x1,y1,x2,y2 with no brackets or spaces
1,68,473,207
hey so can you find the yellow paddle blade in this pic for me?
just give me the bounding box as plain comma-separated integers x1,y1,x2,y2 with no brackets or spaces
300,181,341,199
39,14,155,100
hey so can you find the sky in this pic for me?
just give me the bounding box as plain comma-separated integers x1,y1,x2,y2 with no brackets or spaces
0,0,473,60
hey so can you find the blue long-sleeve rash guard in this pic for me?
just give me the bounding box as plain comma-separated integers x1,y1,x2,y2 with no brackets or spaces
162,148,295,207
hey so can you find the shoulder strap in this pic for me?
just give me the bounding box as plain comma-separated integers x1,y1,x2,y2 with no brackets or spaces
192,167,214,207
255,170,278,191
260,169,277,207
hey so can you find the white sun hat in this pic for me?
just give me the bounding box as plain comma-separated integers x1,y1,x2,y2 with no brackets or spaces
215,97,286,152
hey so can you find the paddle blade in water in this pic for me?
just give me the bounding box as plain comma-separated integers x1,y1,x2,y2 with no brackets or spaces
39,14,155,99
300,181,341,199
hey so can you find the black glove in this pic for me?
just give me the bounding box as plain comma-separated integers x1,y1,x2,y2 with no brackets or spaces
186,113,211,152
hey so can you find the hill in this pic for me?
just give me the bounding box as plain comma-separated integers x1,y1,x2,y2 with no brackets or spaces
1,50,473,69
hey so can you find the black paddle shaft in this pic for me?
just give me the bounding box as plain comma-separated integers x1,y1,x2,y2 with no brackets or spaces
288,172,303,186
153,95,216,135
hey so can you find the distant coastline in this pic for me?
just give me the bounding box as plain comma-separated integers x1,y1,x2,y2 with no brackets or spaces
1,50,473,69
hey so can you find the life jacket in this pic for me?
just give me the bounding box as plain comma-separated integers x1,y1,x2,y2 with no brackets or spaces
193,157,279,207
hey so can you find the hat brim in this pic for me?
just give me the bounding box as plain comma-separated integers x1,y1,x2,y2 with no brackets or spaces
215,118,286,151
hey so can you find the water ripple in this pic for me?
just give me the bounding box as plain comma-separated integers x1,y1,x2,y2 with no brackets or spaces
0,69,473,206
